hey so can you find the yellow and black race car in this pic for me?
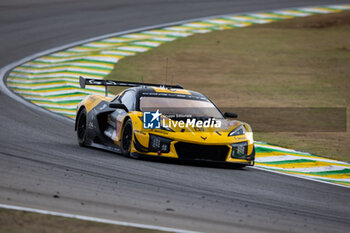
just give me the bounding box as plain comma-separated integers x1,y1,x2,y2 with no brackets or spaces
75,77,255,167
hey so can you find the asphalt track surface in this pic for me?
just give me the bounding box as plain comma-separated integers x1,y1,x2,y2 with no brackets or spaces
1,1,350,232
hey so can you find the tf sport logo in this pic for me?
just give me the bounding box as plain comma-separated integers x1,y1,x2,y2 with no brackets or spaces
143,110,161,129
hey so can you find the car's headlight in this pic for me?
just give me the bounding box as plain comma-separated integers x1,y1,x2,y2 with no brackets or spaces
149,134,172,153
228,125,246,136
231,141,248,158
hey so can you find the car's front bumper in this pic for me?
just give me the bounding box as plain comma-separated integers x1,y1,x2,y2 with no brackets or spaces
132,133,255,166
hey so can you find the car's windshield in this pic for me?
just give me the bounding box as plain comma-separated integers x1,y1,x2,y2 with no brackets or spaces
140,96,223,119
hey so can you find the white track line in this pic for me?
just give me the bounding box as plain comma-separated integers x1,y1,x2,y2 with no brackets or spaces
0,203,199,233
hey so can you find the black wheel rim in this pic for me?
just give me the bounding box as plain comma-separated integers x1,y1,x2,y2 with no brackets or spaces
77,113,86,139
122,124,132,151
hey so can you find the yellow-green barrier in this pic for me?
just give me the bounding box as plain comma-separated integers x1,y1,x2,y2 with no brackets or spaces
6,4,350,187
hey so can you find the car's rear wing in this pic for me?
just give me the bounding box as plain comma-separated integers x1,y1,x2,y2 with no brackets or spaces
79,76,183,96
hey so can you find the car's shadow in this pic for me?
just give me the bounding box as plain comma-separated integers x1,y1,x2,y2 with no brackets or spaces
133,154,248,170
75,144,248,170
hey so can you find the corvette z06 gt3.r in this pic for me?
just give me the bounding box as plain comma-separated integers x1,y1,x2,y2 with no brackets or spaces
75,77,255,167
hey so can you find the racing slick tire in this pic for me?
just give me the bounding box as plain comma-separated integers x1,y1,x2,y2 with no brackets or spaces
76,108,88,147
121,118,133,156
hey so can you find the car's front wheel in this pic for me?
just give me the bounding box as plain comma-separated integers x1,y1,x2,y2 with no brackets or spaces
76,108,87,146
120,119,133,156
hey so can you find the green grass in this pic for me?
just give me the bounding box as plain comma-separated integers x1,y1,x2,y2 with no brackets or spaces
106,11,350,162
0,208,164,233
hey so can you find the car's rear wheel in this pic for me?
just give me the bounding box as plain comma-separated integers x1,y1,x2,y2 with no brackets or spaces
121,119,133,156
77,108,87,146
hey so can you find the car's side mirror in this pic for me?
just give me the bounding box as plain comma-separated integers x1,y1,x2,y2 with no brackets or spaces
224,112,238,118
109,103,128,112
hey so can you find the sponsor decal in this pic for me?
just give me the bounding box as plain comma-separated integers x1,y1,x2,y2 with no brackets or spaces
99,103,107,110
88,121,95,129
143,110,161,129
143,109,222,129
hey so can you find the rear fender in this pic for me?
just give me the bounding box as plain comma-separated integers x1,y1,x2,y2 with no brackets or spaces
75,95,113,130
